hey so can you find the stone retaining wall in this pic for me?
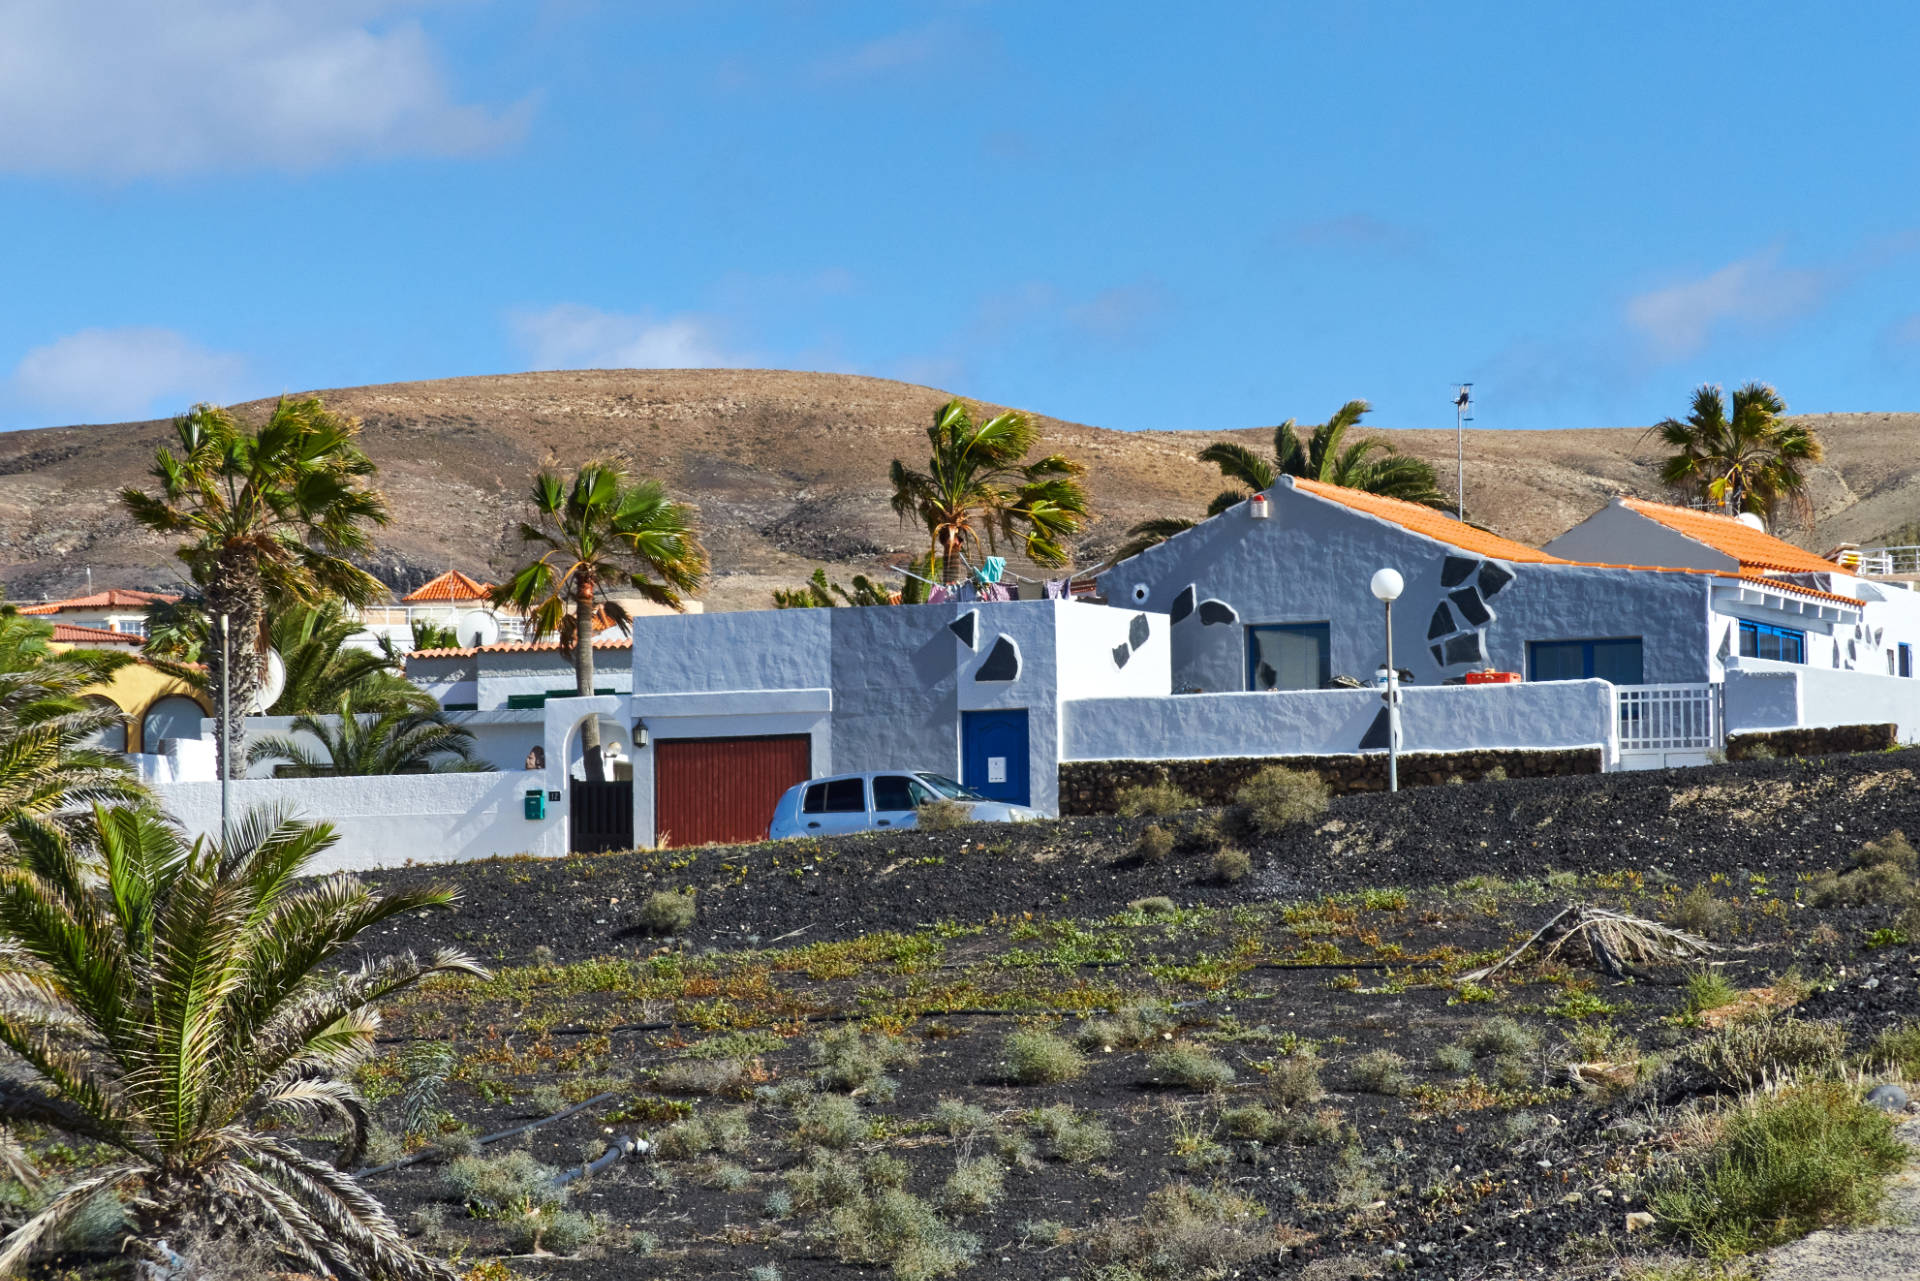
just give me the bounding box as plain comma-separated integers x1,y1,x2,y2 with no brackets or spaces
1058,747,1603,815
1726,723,1897,762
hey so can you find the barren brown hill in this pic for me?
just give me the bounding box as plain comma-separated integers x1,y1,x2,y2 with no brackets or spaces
3,369,1918,612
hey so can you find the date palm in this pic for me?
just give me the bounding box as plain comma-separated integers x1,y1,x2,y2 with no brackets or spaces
247,693,488,777
0,804,483,1278
0,610,142,837
889,399,1091,584
492,463,706,781
1200,399,1446,516
119,398,391,782
1652,382,1822,523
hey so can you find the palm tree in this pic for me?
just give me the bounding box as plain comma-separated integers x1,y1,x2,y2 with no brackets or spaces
772,554,934,609
1200,399,1447,515
0,610,142,836
1653,383,1822,523
247,693,488,777
410,619,461,651
492,463,706,781
1111,399,1447,561
889,399,1091,584
119,397,391,781
0,804,483,1277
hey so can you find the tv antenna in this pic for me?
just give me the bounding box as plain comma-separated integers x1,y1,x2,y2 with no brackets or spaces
1452,384,1473,520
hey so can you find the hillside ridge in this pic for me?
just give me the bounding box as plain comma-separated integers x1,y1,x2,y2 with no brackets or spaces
3,369,1917,612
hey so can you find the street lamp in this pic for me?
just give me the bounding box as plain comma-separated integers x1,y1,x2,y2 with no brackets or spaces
1369,568,1404,793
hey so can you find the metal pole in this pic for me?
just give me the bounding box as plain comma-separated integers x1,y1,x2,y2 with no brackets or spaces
220,613,231,843
1456,397,1465,521
1384,599,1399,793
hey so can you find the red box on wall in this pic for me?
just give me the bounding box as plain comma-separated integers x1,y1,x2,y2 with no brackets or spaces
1464,670,1522,685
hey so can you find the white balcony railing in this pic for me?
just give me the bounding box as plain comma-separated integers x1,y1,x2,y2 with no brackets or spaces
1617,683,1723,752
1844,545,1920,576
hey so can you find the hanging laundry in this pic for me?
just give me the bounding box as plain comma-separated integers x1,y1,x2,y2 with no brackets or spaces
927,585,951,604
954,582,980,602
1043,579,1068,600
978,583,1012,602
978,556,1007,585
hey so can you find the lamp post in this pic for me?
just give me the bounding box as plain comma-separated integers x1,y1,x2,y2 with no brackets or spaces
219,612,232,842
1453,385,1473,521
1370,568,1404,793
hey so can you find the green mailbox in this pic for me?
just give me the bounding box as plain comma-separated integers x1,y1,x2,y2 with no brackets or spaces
523,789,547,820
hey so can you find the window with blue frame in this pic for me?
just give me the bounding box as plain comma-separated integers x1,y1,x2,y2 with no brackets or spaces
1247,622,1331,691
1737,620,1805,664
1901,643,1913,678
1527,638,1644,684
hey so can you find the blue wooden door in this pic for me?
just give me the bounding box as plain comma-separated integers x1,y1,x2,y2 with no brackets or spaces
962,709,1030,806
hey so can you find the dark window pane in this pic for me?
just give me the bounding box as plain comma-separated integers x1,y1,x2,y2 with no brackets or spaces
1590,640,1644,685
823,777,866,813
871,776,915,812
1529,642,1589,681
1247,623,1330,691
802,783,827,814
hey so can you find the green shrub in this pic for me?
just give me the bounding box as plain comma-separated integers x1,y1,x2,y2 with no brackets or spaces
786,1148,866,1210
445,1150,557,1216
505,1205,603,1254
638,889,696,935
1077,999,1175,1052
1116,780,1200,817
793,1093,870,1149
654,1056,753,1096
1669,885,1736,938
1211,848,1253,884
1683,1017,1849,1091
696,1160,751,1191
1264,1054,1324,1108
1134,824,1176,863
706,1106,752,1153
1653,1081,1906,1256
1460,1016,1538,1059
812,1026,919,1094
820,1187,979,1281
1004,1028,1086,1085
1433,1043,1475,1074
1348,1049,1409,1095
1128,894,1179,915
655,1114,716,1160
930,1097,994,1138
1234,766,1329,835
1148,1044,1235,1092
1683,970,1738,1016
939,1156,1006,1214
1862,1019,1920,1077
1851,830,1918,873
915,799,973,832
1084,1181,1282,1279
1027,1104,1113,1163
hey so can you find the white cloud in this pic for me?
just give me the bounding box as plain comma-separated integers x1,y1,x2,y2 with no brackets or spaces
0,1,528,178
10,327,248,422
1625,247,1830,360
508,304,748,370
809,20,962,81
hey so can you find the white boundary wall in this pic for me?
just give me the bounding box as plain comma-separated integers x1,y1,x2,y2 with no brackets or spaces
149,770,566,874
1725,661,1920,743
1062,679,1617,763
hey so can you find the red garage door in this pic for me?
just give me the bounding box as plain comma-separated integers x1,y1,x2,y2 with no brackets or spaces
655,735,812,847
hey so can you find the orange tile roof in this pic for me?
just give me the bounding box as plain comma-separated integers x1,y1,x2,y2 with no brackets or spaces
49,622,142,645
19,588,179,614
401,570,495,603
1618,497,1843,575
1290,478,1568,563
406,637,635,660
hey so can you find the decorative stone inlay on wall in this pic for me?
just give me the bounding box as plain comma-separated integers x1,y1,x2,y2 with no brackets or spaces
1170,585,1196,625
1198,600,1237,626
1129,613,1151,651
977,635,1020,681
1112,643,1131,668
1427,556,1515,675
948,609,978,649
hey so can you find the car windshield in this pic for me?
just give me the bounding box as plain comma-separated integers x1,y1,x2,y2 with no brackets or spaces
916,773,987,801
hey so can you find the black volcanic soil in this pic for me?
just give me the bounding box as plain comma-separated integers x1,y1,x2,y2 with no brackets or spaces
298,751,1920,1281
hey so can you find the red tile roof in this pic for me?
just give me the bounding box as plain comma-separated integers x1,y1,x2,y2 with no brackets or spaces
402,570,495,603
1291,478,1569,563
406,638,634,660
19,588,179,615
49,622,142,645
1618,497,1844,575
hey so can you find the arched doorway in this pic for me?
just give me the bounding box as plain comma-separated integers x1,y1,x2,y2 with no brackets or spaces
565,713,633,853
80,696,128,754
140,695,207,753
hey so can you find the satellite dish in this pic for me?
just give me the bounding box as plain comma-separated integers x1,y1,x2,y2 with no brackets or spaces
1735,512,1766,532
459,610,501,647
250,649,287,714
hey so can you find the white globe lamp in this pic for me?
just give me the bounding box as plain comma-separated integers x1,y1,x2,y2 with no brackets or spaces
1369,567,1404,792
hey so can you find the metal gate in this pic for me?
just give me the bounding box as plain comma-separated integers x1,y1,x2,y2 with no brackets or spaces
569,779,634,853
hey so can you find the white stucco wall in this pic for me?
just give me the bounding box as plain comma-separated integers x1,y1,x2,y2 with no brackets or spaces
1062,678,1617,762
149,770,565,873
1724,660,1920,743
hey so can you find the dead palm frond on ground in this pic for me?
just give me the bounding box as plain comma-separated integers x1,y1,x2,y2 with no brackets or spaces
0,804,485,1278
1465,904,1715,982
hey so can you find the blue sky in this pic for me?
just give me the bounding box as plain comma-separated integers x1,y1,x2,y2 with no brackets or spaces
4,1,1919,434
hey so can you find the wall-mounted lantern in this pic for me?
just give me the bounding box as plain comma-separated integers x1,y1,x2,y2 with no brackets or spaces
1249,493,1270,519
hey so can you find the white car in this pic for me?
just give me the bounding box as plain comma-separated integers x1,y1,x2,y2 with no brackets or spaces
768,771,1040,839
